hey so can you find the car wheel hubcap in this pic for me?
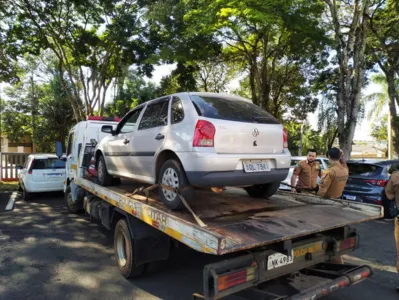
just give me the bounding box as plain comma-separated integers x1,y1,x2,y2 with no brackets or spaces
116,232,128,267
161,168,179,202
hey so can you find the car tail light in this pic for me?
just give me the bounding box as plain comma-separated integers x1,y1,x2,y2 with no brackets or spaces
338,236,358,251
217,263,257,292
193,120,215,147
283,128,288,148
28,159,35,174
364,179,387,187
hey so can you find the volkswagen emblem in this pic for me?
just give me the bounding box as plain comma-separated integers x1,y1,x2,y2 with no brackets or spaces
252,128,259,137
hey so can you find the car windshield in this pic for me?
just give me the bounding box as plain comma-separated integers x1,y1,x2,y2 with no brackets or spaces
190,95,280,124
346,163,382,177
32,158,65,170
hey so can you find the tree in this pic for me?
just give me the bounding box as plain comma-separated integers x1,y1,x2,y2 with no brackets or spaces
6,0,160,121
371,115,387,142
196,59,237,93
323,0,372,159
367,0,399,154
182,0,328,117
105,70,159,117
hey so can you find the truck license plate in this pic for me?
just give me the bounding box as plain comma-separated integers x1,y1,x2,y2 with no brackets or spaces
47,173,63,178
267,252,294,270
243,160,270,173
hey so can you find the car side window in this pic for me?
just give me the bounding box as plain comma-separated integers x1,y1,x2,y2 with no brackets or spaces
171,97,184,124
66,132,74,156
119,108,143,134
138,99,169,130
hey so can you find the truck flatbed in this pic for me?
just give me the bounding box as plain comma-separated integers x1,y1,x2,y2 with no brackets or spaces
76,177,383,255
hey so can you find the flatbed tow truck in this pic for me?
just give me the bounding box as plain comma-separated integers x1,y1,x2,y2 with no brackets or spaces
57,120,383,300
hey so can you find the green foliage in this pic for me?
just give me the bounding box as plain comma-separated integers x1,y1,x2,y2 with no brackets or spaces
105,70,159,117
371,115,388,142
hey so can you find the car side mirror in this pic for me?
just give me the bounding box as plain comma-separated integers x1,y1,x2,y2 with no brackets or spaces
101,125,115,135
55,141,63,159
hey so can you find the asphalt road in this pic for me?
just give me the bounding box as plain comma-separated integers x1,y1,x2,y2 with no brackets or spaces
1,193,399,300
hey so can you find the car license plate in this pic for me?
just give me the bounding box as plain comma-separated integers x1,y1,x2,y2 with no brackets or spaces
267,252,294,270
46,173,63,178
343,194,356,200
243,160,270,173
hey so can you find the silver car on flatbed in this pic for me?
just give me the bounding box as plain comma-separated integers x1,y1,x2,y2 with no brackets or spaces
95,92,291,209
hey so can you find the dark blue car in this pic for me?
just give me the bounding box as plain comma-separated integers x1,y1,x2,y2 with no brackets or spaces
342,159,399,219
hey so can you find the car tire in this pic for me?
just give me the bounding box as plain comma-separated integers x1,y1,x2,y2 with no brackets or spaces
65,186,82,214
114,219,147,278
245,181,280,199
22,186,31,201
158,159,194,210
384,199,397,219
97,154,113,186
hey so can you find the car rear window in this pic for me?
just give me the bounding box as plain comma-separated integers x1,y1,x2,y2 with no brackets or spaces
190,95,280,124
32,158,65,170
347,163,383,176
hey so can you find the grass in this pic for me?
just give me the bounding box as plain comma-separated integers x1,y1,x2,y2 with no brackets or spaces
0,181,19,192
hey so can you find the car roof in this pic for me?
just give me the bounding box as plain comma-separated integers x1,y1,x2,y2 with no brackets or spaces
29,154,59,159
347,159,399,166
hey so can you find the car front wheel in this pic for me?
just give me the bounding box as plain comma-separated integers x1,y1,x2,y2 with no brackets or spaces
158,159,194,210
244,181,280,199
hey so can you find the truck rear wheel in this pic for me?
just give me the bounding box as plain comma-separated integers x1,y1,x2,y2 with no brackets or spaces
114,219,147,278
97,154,113,186
245,181,280,199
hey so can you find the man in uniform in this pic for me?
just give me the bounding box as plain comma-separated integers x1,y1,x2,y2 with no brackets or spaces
384,163,399,291
291,149,322,192
317,147,349,198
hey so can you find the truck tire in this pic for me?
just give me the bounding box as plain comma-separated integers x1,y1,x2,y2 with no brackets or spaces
158,159,194,210
245,181,280,199
114,219,147,278
65,186,81,214
97,154,113,186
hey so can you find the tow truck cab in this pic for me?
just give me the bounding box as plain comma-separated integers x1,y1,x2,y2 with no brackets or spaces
63,116,120,211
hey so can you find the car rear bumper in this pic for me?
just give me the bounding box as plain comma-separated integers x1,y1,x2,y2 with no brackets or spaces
186,168,289,187
24,181,64,193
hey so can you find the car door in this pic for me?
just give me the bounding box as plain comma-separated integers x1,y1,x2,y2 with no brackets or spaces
19,156,32,186
104,107,144,176
65,130,75,181
130,97,170,180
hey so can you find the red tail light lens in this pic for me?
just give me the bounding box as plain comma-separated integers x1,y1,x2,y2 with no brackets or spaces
283,128,288,148
364,179,387,187
193,120,215,147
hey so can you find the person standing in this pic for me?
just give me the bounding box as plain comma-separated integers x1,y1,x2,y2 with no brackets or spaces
291,149,322,193
317,147,349,198
384,163,399,292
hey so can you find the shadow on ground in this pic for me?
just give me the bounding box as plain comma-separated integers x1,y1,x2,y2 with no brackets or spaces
0,193,398,300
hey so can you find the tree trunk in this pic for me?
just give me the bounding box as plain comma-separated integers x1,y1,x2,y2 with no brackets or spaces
386,69,399,155
248,64,258,105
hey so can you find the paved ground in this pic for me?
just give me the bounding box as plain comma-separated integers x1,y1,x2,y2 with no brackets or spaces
1,193,399,300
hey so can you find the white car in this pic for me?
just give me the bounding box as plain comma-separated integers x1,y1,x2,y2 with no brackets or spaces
18,154,66,201
279,156,329,191
95,92,291,209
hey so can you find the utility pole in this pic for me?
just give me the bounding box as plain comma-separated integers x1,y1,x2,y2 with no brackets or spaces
31,72,37,153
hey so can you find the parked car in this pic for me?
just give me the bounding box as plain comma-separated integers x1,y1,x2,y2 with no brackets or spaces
279,156,330,191
342,159,399,219
94,92,291,209
18,154,66,201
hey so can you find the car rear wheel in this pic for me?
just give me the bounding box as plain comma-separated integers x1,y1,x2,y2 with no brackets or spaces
245,181,280,199
158,159,194,210
22,188,31,201
97,154,113,186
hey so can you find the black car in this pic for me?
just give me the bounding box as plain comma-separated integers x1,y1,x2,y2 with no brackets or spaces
342,159,399,219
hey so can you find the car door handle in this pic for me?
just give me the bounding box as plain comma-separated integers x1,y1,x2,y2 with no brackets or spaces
123,138,130,145
155,134,165,140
